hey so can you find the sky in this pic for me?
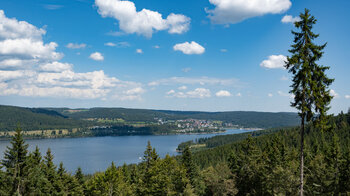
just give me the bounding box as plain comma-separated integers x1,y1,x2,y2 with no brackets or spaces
0,0,349,113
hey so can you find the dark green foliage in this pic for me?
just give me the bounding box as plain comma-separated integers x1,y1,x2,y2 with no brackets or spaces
75,166,85,185
1,127,29,195
177,128,281,152
0,105,89,132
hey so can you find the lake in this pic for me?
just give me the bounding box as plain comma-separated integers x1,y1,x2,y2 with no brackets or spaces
0,129,250,174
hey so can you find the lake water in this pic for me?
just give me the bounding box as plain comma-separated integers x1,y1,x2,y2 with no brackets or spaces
0,129,249,174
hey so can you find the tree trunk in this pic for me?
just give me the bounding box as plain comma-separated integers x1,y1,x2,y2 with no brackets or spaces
300,116,305,196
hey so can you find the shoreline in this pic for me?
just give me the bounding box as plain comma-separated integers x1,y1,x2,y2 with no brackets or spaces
0,127,261,141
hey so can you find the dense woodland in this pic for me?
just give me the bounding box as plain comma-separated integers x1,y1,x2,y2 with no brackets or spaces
176,128,286,152
0,110,349,195
0,105,89,132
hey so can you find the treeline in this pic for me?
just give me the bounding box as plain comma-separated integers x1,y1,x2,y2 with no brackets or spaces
177,128,285,152
90,124,178,136
1,111,350,195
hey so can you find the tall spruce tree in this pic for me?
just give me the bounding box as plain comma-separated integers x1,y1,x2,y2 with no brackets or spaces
285,9,334,196
1,127,28,195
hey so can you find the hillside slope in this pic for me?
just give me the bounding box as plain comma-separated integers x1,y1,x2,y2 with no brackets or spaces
0,105,88,131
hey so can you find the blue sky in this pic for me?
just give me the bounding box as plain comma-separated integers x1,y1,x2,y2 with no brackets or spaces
0,0,349,113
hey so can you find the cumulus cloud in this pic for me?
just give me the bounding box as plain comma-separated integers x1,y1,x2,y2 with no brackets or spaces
216,90,231,97
268,93,273,97
206,0,291,24
104,41,130,47
187,88,211,98
0,10,144,101
345,95,350,99
281,15,301,24
136,49,143,54
89,52,104,61
236,92,242,97
153,45,160,49
330,89,339,98
166,88,211,99
0,10,45,41
0,39,62,60
95,0,190,38
260,55,287,69
173,41,205,55
220,49,227,52
66,43,86,49
39,62,72,72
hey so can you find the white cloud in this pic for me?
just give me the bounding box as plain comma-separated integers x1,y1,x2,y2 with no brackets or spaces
166,88,211,99
0,10,144,101
0,39,62,60
95,0,190,38
330,89,339,98
104,42,116,47
153,45,160,49
39,62,72,72
187,88,211,98
105,41,130,47
260,55,287,69
89,52,104,61
216,90,231,97
0,10,45,41
136,49,143,54
173,41,205,55
268,93,273,97
345,95,350,99
148,76,241,87
178,85,187,90
167,89,175,95
236,92,242,97
220,49,227,52
281,15,301,24
206,0,291,24
66,43,86,49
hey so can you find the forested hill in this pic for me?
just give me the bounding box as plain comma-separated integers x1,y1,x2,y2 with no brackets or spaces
0,105,299,132
48,107,299,128
0,105,88,131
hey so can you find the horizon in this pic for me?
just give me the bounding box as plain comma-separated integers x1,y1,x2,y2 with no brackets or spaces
1,103,302,114
0,0,349,114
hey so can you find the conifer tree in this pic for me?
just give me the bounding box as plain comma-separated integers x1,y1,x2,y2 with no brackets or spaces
182,146,197,185
285,9,334,196
1,127,28,195
75,166,84,185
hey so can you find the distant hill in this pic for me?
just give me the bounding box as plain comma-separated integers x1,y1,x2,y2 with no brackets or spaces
0,105,88,131
0,105,300,132
48,107,300,128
